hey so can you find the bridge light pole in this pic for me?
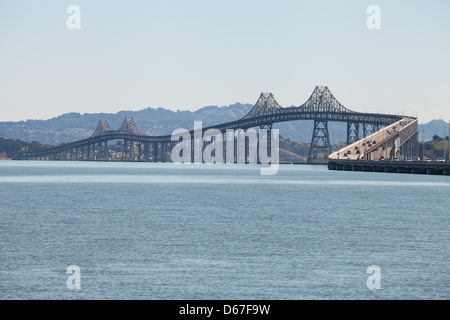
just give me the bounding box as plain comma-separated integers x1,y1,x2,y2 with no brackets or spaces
362,136,367,159
444,125,447,162
444,119,450,162
445,119,450,162
421,124,425,161
385,129,388,160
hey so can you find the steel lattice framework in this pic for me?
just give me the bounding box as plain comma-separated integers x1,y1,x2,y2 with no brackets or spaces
299,86,354,113
118,117,144,136
243,92,283,119
15,86,414,163
91,120,112,137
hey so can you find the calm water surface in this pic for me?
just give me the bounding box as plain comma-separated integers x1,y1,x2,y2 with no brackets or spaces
0,161,449,299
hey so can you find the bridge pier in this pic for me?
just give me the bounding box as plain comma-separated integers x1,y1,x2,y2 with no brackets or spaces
171,141,176,161
308,120,330,164
122,140,136,161
155,142,160,162
397,167,411,174
384,167,396,173
266,125,272,159
101,141,109,160
163,142,167,162
347,122,360,145
232,131,238,164
223,130,235,164
143,143,148,161
138,142,142,160
149,143,153,161
411,168,425,174
362,123,376,138
343,164,352,171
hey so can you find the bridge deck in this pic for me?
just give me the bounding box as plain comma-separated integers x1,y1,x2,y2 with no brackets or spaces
329,117,418,161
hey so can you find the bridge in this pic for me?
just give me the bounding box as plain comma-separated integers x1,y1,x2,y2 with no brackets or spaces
14,86,417,163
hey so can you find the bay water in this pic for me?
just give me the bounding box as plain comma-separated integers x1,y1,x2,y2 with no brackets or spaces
0,161,449,299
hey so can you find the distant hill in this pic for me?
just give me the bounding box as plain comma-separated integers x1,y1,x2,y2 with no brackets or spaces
0,104,448,147
419,119,450,142
420,135,450,160
278,138,310,163
0,137,46,159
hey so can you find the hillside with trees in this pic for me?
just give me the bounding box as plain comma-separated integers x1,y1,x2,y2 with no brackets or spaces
420,135,450,160
0,138,46,159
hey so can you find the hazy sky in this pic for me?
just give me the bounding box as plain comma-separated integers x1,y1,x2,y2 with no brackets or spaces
1,0,449,123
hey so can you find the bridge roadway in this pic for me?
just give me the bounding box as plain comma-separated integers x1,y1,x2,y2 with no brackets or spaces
329,117,419,161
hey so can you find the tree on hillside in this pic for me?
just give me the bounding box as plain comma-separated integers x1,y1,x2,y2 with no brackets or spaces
28,141,45,152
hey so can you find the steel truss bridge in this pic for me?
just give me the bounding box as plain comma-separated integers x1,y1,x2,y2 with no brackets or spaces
15,86,418,163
